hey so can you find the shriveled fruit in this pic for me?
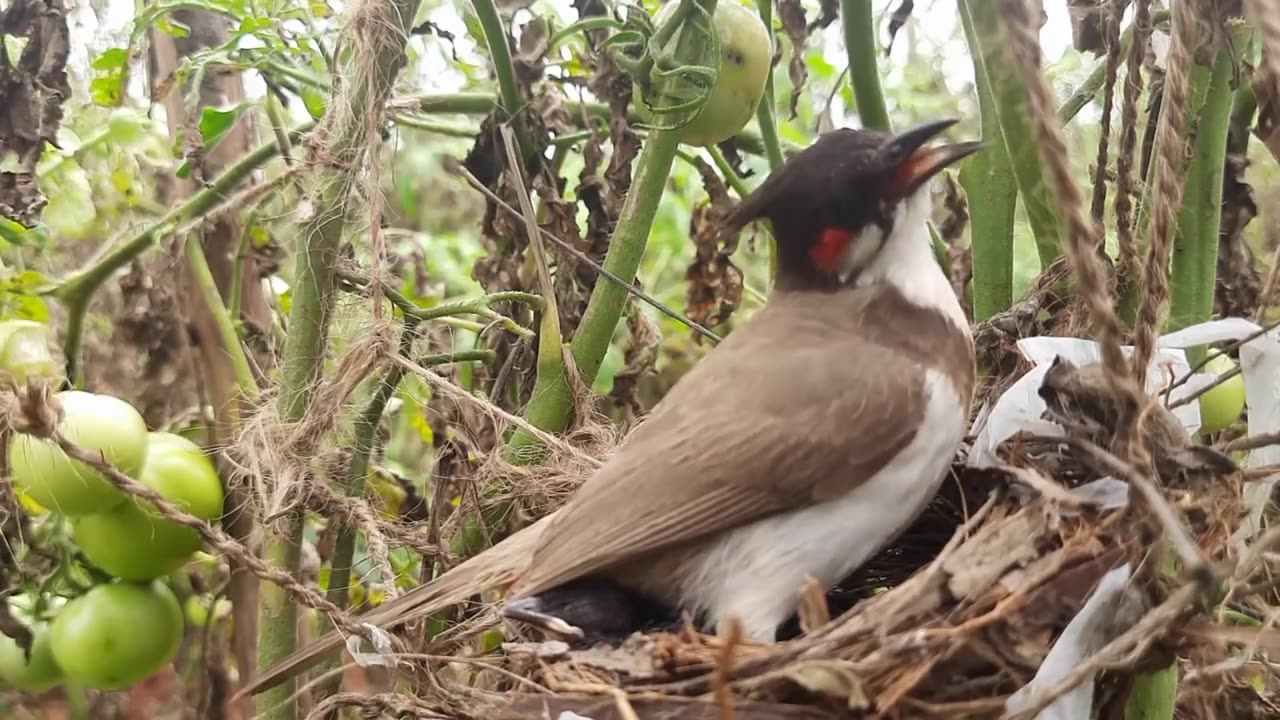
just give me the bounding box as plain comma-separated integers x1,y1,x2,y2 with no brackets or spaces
74,432,223,580
49,581,183,691
10,391,149,515
636,0,771,147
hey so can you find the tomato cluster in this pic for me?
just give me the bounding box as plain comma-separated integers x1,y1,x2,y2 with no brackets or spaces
0,320,223,693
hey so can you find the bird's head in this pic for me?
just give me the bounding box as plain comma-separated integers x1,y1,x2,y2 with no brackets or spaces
724,119,983,291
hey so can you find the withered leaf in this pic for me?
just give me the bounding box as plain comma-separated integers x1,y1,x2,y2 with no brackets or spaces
776,0,809,120
685,159,743,344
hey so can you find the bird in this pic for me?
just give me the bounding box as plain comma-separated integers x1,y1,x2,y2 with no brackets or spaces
237,119,981,698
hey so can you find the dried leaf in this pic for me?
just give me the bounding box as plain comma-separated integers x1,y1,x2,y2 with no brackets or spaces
685,160,743,344
776,0,808,120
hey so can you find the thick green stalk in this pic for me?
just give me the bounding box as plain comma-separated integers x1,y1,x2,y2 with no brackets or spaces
52,122,314,385
184,237,260,399
1122,22,1250,327
958,0,1017,320
970,0,1061,267
1167,27,1249,334
506,0,718,452
841,0,889,131
257,0,421,715
1126,664,1179,720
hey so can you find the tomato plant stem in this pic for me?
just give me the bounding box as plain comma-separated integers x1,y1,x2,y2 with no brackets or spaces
1122,21,1250,332
841,0,889,131
315,321,417,698
977,0,1063,269
51,122,314,384
184,236,260,400
502,0,720,457
257,0,422,715
1167,25,1249,338
958,0,1017,320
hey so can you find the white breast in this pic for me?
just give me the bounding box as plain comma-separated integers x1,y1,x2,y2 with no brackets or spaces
672,369,968,640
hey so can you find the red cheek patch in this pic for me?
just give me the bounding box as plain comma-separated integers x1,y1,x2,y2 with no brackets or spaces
810,227,853,272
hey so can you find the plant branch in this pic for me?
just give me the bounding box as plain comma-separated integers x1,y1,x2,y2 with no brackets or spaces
256,0,422,713
842,0,889,131
184,236,260,399
958,0,1017,320
52,122,314,385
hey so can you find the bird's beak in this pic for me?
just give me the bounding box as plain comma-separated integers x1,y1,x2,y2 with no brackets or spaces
884,119,985,199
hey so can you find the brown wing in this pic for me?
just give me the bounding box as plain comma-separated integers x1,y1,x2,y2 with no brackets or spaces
512,290,932,597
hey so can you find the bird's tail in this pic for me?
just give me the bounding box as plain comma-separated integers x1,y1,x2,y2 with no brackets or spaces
233,515,552,700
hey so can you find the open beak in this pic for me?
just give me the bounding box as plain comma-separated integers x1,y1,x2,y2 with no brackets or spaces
883,119,985,199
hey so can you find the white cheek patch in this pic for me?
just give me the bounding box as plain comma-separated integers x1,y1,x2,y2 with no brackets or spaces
837,224,887,283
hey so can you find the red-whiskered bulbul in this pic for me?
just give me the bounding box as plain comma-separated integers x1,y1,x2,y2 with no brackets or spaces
240,119,981,697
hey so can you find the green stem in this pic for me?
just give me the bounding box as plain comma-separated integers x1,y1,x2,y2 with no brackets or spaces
1122,21,1250,328
184,236,260,399
1167,25,1249,334
706,144,751,198
407,93,782,157
752,0,782,284
470,0,533,164
505,0,718,452
53,122,315,384
958,0,1017,320
257,0,421,714
842,0,890,131
1057,10,1169,125
1125,664,1178,720
392,114,479,136
986,0,1063,266
228,213,255,325
317,322,417,698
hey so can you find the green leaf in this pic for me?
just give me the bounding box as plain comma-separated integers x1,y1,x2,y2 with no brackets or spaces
198,104,249,147
155,14,191,37
40,164,96,238
409,406,434,446
301,87,328,120
89,48,130,107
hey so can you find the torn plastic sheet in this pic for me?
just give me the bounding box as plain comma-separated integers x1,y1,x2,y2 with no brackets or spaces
969,334,1216,469
1004,564,1138,720
346,622,395,667
1157,318,1280,542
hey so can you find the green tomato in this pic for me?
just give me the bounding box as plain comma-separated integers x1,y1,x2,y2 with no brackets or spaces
74,432,224,581
1198,354,1246,435
183,595,230,629
10,391,149,516
0,620,63,693
49,581,184,691
636,0,771,147
0,320,63,385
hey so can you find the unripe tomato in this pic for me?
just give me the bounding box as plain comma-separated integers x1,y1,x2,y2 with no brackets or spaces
49,581,183,691
74,432,224,581
1198,354,1246,435
0,320,63,385
0,619,62,693
636,0,771,147
10,391,149,516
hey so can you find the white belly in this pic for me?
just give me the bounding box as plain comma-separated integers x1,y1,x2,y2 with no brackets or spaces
673,369,967,640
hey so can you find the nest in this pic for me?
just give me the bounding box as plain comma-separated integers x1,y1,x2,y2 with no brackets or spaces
314,353,1277,720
